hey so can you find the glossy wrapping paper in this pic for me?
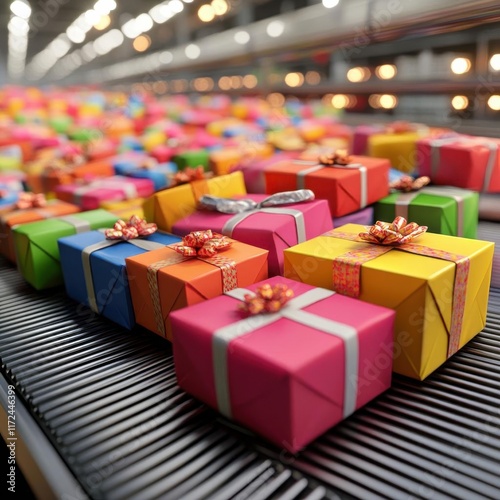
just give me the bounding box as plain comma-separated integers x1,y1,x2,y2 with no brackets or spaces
143,171,247,232
100,198,145,219
125,238,268,340
283,223,494,380
58,230,181,329
264,155,390,217
172,194,332,276
0,200,79,262
416,136,500,193
13,209,118,290
209,143,274,176
171,276,395,452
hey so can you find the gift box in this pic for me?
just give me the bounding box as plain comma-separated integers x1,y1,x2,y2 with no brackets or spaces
209,144,274,176
14,209,118,289
0,170,25,192
0,145,23,171
55,176,155,210
58,229,181,329
171,276,395,452
100,198,145,219
333,206,374,227
283,222,494,380
264,153,390,218
128,162,178,191
375,186,479,238
143,171,247,232
172,193,332,276
0,199,79,262
125,232,268,339
172,149,210,172
112,152,153,175
416,136,500,193
0,190,19,208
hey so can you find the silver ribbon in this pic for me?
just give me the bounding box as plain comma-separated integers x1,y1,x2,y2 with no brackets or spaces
58,215,92,234
212,287,359,420
294,160,368,209
74,179,138,205
81,237,165,313
394,186,469,236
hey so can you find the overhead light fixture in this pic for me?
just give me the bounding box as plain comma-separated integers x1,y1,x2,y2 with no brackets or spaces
451,57,471,75
185,43,201,60
266,20,285,38
347,66,370,82
198,4,215,22
66,25,86,44
285,72,304,88
234,31,250,45
322,0,340,8
451,95,469,110
133,35,151,52
487,95,500,110
94,14,111,30
159,51,173,64
10,0,31,19
379,94,398,109
489,54,500,71
375,64,397,80
212,0,228,16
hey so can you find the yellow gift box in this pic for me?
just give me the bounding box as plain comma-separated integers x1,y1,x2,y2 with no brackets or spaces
143,171,247,232
100,198,145,219
209,143,274,176
284,224,494,380
368,132,422,173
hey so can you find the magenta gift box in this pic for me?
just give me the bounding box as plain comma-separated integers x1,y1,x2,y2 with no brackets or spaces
352,125,383,155
55,176,154,210
172,193,332,276
171,276,395,453
333,206,374,227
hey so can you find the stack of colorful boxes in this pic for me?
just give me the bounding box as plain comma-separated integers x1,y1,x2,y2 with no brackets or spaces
0,87,497,453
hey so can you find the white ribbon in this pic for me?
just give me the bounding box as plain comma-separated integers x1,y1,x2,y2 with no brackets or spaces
81,237,165,313
58,215,92,234
295,161,368,209
212,287,359,420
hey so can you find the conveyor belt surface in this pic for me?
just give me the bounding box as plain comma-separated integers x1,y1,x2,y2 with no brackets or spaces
1,221,499,500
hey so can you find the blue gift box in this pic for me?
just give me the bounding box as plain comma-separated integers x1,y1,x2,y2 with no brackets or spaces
128,162,178,191
112,153,152,175
0,190,18,208
58,230,181,329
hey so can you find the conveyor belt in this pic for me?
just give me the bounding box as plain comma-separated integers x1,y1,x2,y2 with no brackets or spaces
1,222,499,500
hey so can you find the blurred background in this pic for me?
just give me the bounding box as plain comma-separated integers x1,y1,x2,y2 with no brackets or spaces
2,0,500,135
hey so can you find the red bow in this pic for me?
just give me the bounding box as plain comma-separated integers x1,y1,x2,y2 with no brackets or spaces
15,192,47,210
318,149,352,166
390,175,431,192
105,215,157,240
359,217,427,245
172,229,232,258
171,166,207,186
239,283,294,315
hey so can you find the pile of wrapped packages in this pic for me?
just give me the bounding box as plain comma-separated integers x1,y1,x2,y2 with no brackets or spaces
1,86,498,453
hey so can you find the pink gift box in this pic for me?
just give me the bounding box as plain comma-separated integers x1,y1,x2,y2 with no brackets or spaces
416,136,500,193
352,124,384,155
172,193,332,276
171,276,395,453
55,175,154,210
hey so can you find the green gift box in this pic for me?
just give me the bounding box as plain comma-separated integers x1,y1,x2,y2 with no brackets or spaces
374,186,479,238
172,149,210,172
13,209,118,290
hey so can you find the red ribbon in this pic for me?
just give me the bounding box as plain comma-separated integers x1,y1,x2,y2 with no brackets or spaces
105,215,157,240
15,192,47,210
172,229,232,258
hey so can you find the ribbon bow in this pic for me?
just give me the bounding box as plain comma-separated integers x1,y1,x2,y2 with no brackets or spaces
318,149,351,166
390,175,431,192
239,283,295,315
105,215,157,240
385,121,414,134
172,229,232,258
170,166,208,186
359,216,427,245
15,192,47,210
198,189,315,214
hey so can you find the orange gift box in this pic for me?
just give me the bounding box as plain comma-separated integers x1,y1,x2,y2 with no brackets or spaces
125,238,268,340
264,155,390,218
0,200,79,262
209,144,274,176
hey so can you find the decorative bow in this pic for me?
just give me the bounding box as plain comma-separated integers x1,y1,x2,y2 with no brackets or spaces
198,189,315,214
389,175,431,192
170,166,208,186
105,215,157,240
359,217,427,245
318,149,351,166
239,283,295,315
385,121,413,134
172,229,232,258
15,192,47,210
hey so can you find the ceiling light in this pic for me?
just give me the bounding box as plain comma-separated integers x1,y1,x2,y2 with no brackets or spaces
50,36,71,58
122,19,141,39
85,9,101,25
451,95,469,110
375,64,397,79
94,14,111,30
451,57,471,75
347,66,370,82
266,20,285,38
136,13,153,32
170,0,184,13
159,51,173,64
94,0,116,15
66,26,86,44
8,16,30,35
305,71,321,85
150,4,173,23
285,72,304,87
198,5,215,22
331,94,349,109
185,43,200,59
10,0,31,19
379,94,398,109
489,54,500,71
234,31,250,45
322,0,340,7
133,35,151,52
212,0,228,16
243,74,258,88
487,95,500,110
